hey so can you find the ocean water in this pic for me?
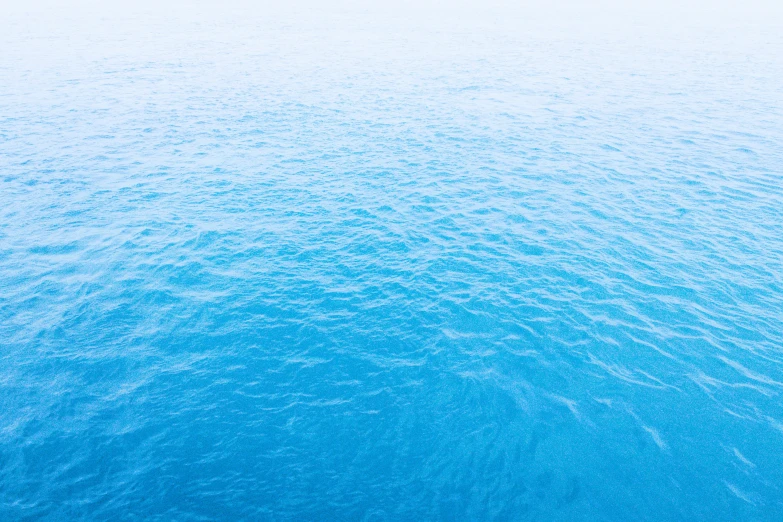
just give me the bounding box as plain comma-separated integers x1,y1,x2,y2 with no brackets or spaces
2,1,783,520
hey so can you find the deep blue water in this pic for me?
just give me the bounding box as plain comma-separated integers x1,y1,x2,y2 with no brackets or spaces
2,2,783,520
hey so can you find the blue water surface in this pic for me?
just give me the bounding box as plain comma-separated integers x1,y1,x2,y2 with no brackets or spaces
2,2,783,520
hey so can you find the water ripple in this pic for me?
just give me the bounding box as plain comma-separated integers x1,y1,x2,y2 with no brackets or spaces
2,2,783,520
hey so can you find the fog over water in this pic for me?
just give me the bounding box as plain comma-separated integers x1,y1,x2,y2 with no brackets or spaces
2,1,782,520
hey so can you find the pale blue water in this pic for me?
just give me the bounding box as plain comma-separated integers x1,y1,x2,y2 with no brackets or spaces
2,2,783,520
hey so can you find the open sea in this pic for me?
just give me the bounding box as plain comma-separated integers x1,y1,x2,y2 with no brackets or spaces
2,1,783,520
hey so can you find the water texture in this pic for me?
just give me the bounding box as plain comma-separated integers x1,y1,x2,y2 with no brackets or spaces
2,2,783,520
